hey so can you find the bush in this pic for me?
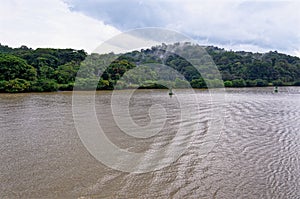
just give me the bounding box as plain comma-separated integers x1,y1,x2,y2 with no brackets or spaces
113,80,127,90
0,80,6,92
139,82,167,89
255,79,268,87
74,77,99,90
97,79,110,90
4,78,31,93
245,80,256,87
174,78,190,88
232,79,246,87
294,81,300,86
224,80,233,87
58,82,74,91
139,80,171,89
272,80,284,86
205,79,224,88
190,78,206,88
31,79,58,92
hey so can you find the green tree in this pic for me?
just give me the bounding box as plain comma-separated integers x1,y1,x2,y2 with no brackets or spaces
54,62,79,84
0,54,37,81
40,65,55,79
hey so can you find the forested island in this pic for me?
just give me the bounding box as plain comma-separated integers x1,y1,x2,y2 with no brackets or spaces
0,43,299,93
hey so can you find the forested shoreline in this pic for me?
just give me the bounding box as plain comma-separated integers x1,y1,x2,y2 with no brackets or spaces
0,43,299,93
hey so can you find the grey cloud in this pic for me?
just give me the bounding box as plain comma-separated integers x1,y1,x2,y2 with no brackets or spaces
65,0,300,55
65,0,172,29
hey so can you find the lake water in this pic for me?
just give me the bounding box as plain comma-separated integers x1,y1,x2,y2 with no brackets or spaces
1,87,300,198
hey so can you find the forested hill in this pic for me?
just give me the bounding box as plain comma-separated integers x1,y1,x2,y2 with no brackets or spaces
0,43,299,92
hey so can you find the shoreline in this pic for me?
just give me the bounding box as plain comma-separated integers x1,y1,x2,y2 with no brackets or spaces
0,86,299,94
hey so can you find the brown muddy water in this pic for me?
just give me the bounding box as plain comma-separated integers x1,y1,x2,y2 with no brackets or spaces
1,87,300,198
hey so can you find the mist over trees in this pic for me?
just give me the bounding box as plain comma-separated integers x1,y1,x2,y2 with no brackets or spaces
0,43,299,92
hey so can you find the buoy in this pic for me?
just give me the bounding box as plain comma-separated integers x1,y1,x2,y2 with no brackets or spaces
169,88,174,96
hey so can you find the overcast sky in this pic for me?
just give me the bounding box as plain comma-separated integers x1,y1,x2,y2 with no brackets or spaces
1,0,300,56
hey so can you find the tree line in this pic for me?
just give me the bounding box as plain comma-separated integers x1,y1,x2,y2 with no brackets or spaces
0,43,299,92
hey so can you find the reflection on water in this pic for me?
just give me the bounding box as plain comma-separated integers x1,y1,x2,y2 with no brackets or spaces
0,87,300,198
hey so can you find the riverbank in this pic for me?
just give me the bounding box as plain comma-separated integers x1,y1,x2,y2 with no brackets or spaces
1,85,299,94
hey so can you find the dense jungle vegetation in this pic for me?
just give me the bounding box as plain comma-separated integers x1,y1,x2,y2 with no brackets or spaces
0,42,299,92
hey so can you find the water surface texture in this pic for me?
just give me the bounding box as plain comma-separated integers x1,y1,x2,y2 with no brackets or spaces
1,87,300,198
